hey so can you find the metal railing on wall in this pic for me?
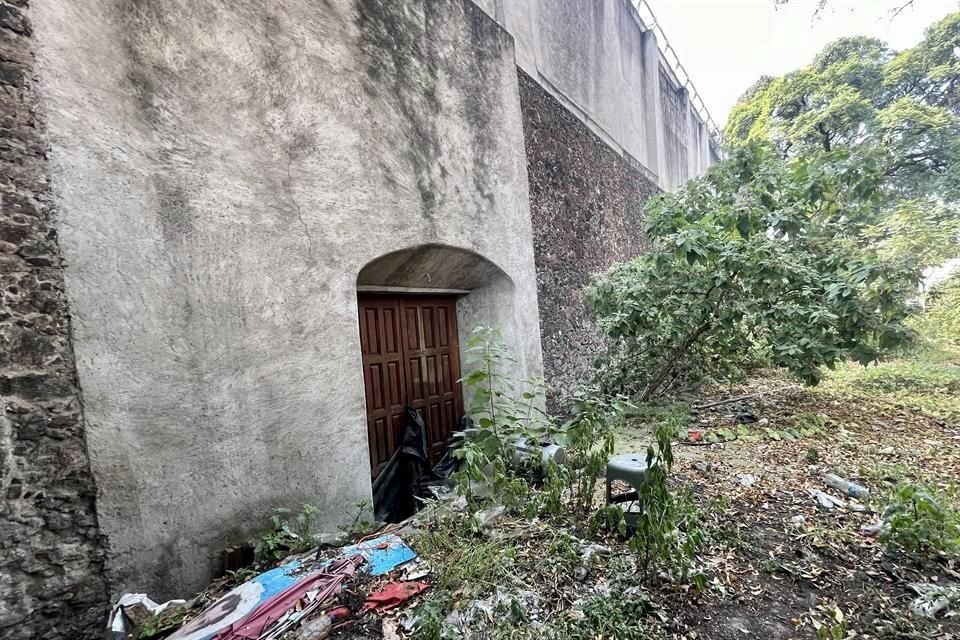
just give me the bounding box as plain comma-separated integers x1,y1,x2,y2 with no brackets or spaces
630,0,723,145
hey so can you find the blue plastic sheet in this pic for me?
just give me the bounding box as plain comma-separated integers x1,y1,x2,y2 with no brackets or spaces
337,534,416,575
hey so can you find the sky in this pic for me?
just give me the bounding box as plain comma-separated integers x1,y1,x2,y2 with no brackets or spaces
649,0,959,127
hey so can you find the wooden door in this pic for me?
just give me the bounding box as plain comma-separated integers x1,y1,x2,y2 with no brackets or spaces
358,294,463,478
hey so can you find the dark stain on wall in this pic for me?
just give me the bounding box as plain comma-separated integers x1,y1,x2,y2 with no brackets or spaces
356,0,445,225
0,1,109,637
356,0,514,225
518,69,659,411
460,0,508,214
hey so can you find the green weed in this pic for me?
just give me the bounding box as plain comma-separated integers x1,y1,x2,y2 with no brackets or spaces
880,482,960,562
254,503,318,562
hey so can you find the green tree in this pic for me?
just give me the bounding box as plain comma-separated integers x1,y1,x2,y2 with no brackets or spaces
912,272,960,343
725,14,960,269
587,145,919,401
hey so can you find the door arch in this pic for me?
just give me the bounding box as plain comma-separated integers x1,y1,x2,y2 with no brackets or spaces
356,244,515,478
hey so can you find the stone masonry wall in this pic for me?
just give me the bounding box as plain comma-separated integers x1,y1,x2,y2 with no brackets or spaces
518,69,659,411
0,2,108,638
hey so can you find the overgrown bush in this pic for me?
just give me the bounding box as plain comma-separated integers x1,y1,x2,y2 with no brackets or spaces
453,327,554,509
880,483,960,562
454,327,629,517
551,387,629,514
587,144,918,401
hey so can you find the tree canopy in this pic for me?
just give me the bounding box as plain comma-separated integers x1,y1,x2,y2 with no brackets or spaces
588,145,919,400
725,13,960,270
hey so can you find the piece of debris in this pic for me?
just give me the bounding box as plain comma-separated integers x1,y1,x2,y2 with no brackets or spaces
169,560,312,640
400,558,432,581
381,618,402,640
908,583,960,618
693,460,715,475
336,534,417,575
738,473,757,487
216,556,364,640
361,581,430,613
790,514,806,527
293,606,349,640
810,489,844,510
474,505,506,534
859,519,884,537
823,473,870,499
108,593,187,639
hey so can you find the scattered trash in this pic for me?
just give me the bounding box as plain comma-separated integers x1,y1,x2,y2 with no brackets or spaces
169,560,311,640
336,534,417,576
810,489,844,511
373,408,429,523
908,583,960,618
738,473,757,487
361,581,430,613
693,461,715,475
757,417,769,426
381,618,402,640
823,473,870,499
687,428,704,442
790,515,805,527
580,543,612,564
400,558,432,581
735,413,758,424
859,519,884,537
292,607,349,640
513,437,566,475
474,505,506,534
213,556,363,640
108,593,187,638
313,531,349,548
445,588,543,634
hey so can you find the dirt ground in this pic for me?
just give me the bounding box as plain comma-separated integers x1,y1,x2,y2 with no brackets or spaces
650,376,960,640
380,365,960,640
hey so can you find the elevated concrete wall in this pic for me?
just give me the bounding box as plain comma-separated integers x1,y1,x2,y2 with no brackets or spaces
472,0,718,189
30,0,542,602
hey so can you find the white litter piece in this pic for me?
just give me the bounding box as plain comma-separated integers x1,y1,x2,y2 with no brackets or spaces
107,593,186,636
908,583,960,618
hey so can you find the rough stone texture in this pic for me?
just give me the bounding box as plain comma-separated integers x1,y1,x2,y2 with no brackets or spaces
0,2,108,638
30,0,542,601
518,69,659,411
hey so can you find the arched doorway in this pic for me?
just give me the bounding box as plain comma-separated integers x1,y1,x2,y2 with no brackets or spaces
356,244,514,479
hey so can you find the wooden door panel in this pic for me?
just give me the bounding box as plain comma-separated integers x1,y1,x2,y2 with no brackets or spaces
359,296,407,478
359,294,463,477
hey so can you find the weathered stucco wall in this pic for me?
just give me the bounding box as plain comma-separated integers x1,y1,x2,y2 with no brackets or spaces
518,70,658,410
30,0,541,603
0,2,108,638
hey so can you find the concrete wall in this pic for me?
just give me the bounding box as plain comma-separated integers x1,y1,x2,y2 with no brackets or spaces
472,0,717,189
0,2,108,637
30,0,542,602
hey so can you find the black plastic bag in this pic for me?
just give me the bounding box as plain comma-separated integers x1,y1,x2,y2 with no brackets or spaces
372,408,428,522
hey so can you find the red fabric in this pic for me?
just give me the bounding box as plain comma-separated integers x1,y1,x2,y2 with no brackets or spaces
361,581,430,613
214,555,364,640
